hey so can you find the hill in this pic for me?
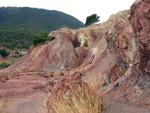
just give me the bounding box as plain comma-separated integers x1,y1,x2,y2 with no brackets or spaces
0,7,84,49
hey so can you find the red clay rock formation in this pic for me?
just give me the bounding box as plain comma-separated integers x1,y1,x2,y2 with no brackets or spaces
128,0,150,103
0,73,48,113
73,47,89,68
105,1,150,112
114,17,134,68
51,72,83,96
130,0,150,76
4,30,78,73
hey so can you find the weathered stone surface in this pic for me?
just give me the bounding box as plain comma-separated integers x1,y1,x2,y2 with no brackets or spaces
0,73,48,113
4,30,78,72
129,0,150,104
130,0,150,75
106,0,150,111
73,47,88,68
51,72,83,95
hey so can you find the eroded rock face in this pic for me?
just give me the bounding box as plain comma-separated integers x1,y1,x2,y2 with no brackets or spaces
102,17,134,83
73,47,89,68
129,0,150,104
4,30,78,72
51,72,83,96
130,0,150,76
107,0,150,109
114,17,134,68
27,32,77,71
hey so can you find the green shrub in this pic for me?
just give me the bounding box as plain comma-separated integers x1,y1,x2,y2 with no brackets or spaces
48,36,55,41
32,32,55,47
15,51,19,54
0,62,11,69
0,49,10,58
85,14,100,26
19,54,23,57
32,36,45,47
62,24,68,28
83,39,88,47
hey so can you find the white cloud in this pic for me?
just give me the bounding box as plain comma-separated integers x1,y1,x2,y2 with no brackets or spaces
0,0,135,23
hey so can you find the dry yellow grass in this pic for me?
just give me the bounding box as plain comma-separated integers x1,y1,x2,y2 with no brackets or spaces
0,99,8,113
88,78,106,91
50,82,105,113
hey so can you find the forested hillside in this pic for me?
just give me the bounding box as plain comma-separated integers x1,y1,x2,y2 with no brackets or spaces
0,7,84,49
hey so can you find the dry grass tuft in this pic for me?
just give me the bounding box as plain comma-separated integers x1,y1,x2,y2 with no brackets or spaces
0,99,8,113
49,82,105,113
88,78,106,91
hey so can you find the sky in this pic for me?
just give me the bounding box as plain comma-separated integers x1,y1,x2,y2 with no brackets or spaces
0,0,135,23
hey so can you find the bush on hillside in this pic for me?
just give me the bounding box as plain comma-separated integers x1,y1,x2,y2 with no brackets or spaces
62,24,68,28
0,49,10,58
15,51,19,54
83,39,88,47
19,54,23,57
0,62,11,69
32,32,55,47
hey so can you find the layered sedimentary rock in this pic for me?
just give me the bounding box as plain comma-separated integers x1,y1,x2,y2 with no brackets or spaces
106,1,150,111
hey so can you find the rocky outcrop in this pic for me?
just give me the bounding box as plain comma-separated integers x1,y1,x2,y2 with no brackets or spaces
105,1,150,111
130,0,150,76
127,0,150,104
